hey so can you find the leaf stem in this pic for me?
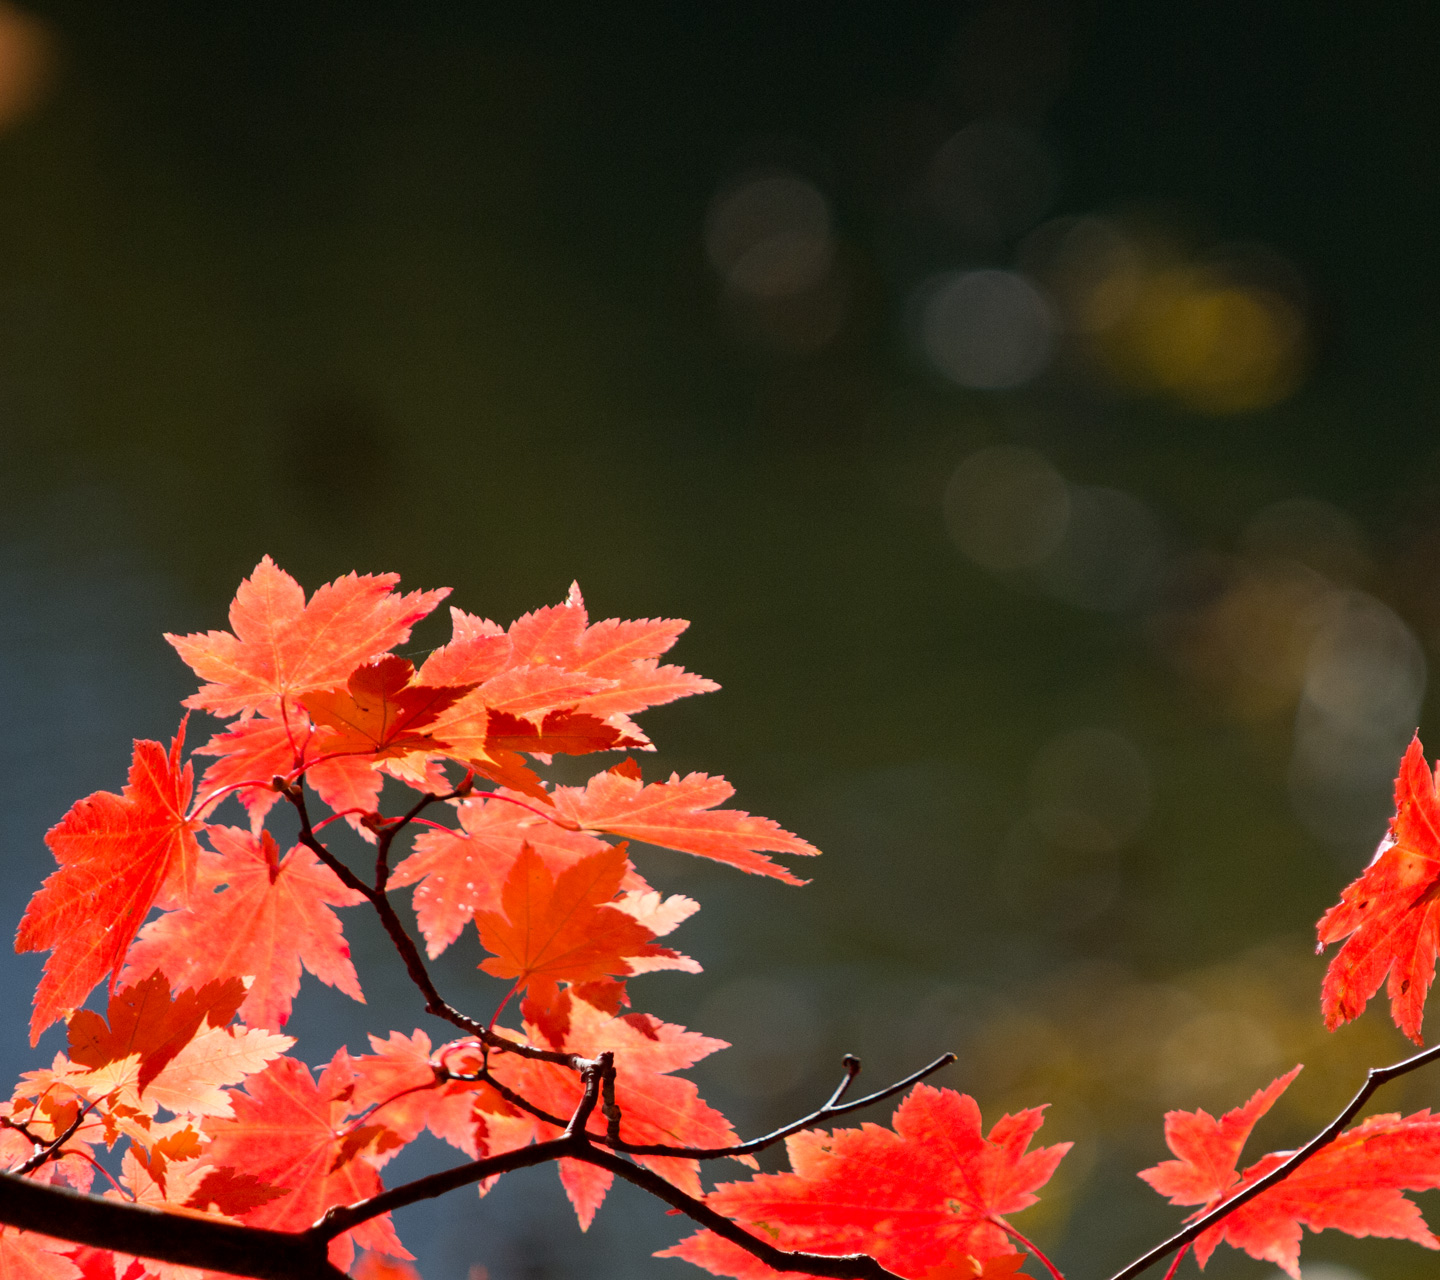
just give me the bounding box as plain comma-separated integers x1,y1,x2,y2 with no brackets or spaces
992,1219,1065,1280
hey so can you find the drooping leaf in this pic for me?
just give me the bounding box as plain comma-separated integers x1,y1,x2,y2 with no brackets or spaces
1139,1066,1440,1277
167,557,447,719
1317,735,1440,1043
550,768,820,883
661,1084,1068,1279
18,721,204,1044
123,828,366,1030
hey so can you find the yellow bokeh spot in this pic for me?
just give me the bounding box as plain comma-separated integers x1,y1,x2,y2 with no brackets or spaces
1142,278,1303,413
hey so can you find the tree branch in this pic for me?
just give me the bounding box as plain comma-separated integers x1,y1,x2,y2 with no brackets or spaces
574,1144,908,1280
312,1139,577,1238
0,1172,344,1280
448,1051,956,1160
1109,1040,1440,1280
13,1105,86,1176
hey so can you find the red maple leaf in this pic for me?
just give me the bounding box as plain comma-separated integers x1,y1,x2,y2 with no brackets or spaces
487,998,738,1228
66,971,246,1096
387,795,621,958
1139,1065,1440,1277
167,557,447,719
17,720,204,1044
483,709,640,758
661,1084,1069,1279
550,768,820,883
475,845,677,1027
122,827,366,1030
299,656,476,760
1317,734,1440,1042
202,1052,409,1269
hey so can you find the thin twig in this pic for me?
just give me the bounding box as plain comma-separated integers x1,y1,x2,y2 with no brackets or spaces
448,1052,957,1159
608,1052,957,1158
826,1055,863,1108
1109,1040,1440,1280
13,1106,86,1176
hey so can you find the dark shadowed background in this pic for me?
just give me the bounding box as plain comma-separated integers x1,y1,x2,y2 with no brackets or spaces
1,3,1438,1278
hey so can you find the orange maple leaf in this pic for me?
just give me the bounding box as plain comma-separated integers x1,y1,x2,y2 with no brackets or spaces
475,845,676,1022
17,720,204,1044
1139,1065,1440,1277
122,827,366,1030
167,557,447,719
1317,735,1440,1043
414,610,511,686
66,970,246,1095
660,1084,1068,1279
350,1029,512,1158
388,795,621,958
550,767,820,883
389,798,617,957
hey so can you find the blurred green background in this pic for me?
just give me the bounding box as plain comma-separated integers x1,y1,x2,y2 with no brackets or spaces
1,3,1439,1278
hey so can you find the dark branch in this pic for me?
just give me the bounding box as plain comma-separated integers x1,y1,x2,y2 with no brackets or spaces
0,1116,41,1147
575,1145,908,1280
13,1106,86,1176
0,1172,343,1280
313,1138,576,1238
447,1052,956,1160
610,1052,957,1158
1109,1040,1440,1280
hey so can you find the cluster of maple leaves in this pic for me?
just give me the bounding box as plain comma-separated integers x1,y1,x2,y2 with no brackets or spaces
7,558,1440,1280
